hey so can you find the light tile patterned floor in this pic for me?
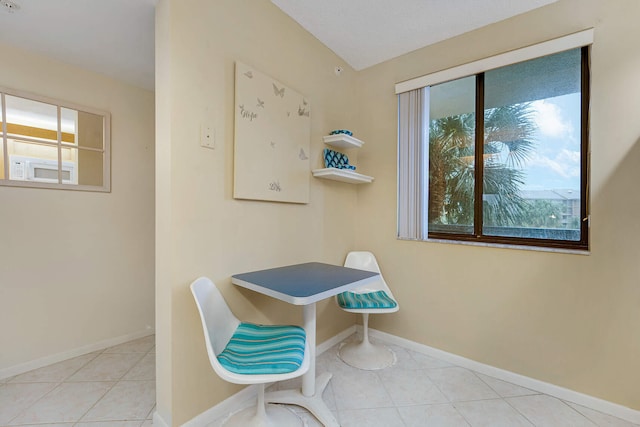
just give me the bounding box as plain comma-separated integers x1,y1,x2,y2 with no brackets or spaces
0,335,155,426
1,333,638,427
209,333,639,427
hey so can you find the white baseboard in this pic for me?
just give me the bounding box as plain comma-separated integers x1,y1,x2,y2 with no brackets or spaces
182,325,357,427
182,383,256,427
317,325,356,355
0,328,155,380
365,327,640,425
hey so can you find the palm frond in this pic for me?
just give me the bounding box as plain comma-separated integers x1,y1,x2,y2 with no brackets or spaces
428,103,538,229
484,103,537,168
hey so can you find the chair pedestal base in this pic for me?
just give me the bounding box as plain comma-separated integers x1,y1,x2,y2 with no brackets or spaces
223,403,303,427
338,340,396,370
265,372,339,427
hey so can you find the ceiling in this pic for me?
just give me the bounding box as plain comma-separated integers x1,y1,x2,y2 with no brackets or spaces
0,0,156,90
0,0,558,91
271,0,559,71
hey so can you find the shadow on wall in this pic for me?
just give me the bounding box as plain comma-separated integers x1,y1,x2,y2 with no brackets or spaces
593,136,640,261
585,135,640,408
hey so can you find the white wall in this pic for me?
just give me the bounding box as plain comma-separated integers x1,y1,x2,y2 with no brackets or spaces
0,42,155,374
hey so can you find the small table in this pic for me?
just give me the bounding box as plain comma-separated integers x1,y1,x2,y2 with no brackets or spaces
232,262,380,427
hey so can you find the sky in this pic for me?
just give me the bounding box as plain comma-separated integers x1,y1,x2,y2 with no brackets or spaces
518,93,581,191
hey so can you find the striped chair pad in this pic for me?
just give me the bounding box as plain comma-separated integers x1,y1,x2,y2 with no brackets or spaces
337,290,397,310
217,323,306,375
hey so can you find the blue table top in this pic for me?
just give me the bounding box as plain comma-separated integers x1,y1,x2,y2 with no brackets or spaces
231,262,380,305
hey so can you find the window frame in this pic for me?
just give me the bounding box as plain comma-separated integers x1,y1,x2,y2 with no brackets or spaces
0,87,111,192
396,32,592,252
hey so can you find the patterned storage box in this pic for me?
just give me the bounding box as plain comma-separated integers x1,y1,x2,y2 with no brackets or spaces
324,148,356,170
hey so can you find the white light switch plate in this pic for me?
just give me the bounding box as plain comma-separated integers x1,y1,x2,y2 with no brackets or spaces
200,124,215,149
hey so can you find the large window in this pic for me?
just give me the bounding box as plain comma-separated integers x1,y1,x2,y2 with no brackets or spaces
0,88,110,192
397,34,590,251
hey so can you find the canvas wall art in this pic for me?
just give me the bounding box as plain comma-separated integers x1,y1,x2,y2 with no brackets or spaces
233,62,311,203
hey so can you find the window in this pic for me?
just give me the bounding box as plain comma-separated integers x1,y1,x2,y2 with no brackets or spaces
0,88,110,192
397,32,590,251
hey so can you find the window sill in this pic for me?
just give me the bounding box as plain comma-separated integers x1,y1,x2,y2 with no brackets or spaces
398,236,590,255
0,179,110,192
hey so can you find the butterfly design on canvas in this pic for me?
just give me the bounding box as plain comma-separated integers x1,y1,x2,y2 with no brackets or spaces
273,83,285,98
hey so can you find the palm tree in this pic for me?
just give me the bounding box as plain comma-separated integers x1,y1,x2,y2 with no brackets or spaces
428,114,475,226
428,102,537,229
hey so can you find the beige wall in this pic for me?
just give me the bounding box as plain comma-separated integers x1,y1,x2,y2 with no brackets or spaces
0,43,155,372
155,0,361,424
355,0,640,412
157,0,640,423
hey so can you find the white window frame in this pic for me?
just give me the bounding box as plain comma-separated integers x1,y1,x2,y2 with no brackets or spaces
395,29,594,94
0,87,111,192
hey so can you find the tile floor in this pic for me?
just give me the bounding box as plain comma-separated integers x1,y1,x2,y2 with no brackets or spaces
2,333,638,427
210,333,639,427
0,335,155,426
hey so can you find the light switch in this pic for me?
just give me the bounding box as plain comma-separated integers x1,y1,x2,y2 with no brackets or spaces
200,124,215,149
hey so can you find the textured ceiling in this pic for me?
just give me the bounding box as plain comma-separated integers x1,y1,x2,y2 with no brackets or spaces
271,0,559,70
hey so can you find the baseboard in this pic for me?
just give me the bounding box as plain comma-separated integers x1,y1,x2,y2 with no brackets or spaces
365,327,640,425
181,324,640,426
0,328,155,380
317,325,356,355
182,383,256,427
182,325,357,426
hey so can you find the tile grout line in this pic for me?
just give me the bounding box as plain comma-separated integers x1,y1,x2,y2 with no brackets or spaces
391,347,461,426
5,347,107,425
1,339,154,427
472,372,541,426
501,395,542,427
564,401,640,427
75,348,152,424
449,402,474,427
72,381,119,426
471,370,538,425
370,368,409,426
71,346,136,425
557,398,599,426
141,345,157,423
388,335,608,427
6,380,69,425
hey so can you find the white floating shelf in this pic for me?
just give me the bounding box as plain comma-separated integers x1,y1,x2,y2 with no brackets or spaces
312,168,374,184
322,134,365,149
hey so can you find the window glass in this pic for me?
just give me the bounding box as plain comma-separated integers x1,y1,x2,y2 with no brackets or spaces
398,47,588,250
76,111,104,150
0,138,4,180
8,141,63,183
428,76,476,235
77,148,104,186
0,88,110,191
5,95,58,144
483,49,582,241
61,107,78,145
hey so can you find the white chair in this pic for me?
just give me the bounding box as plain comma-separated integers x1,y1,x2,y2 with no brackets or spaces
190,277,310,426
336,251,399,370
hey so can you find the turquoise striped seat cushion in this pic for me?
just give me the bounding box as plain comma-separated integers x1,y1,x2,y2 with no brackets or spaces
337,290,397,309
217,323,306,375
